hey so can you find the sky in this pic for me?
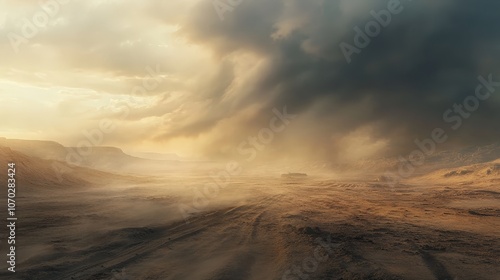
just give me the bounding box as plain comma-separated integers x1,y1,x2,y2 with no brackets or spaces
0,0,499,162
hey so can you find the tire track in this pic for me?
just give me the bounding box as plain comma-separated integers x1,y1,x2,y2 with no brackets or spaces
49,205,251,280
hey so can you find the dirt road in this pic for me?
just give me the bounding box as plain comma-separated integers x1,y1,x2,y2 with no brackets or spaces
2,177,499,279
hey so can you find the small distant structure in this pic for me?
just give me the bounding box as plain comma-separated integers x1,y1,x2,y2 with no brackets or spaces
281,172,308,178
376,175,392,182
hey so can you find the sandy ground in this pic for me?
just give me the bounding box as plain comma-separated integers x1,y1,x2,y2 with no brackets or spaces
0,174,498,280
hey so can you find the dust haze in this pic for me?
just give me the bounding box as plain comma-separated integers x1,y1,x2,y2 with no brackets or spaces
0,139,499,279
1,0,500,279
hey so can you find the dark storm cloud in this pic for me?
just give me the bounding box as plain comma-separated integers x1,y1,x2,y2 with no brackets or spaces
178,0,500,160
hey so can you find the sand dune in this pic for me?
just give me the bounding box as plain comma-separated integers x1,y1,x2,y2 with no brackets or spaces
410,158,500,185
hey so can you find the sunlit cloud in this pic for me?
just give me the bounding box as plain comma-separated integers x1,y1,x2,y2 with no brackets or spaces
0,0,499,162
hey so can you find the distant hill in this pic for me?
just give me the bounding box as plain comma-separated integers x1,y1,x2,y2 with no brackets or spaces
408,158,500,186
0,138,189,174
337,143,500,176
0,138,68,161
0,145,126,191
65,146,156,170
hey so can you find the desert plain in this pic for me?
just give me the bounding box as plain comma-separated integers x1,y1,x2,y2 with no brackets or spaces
0,141,499,280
